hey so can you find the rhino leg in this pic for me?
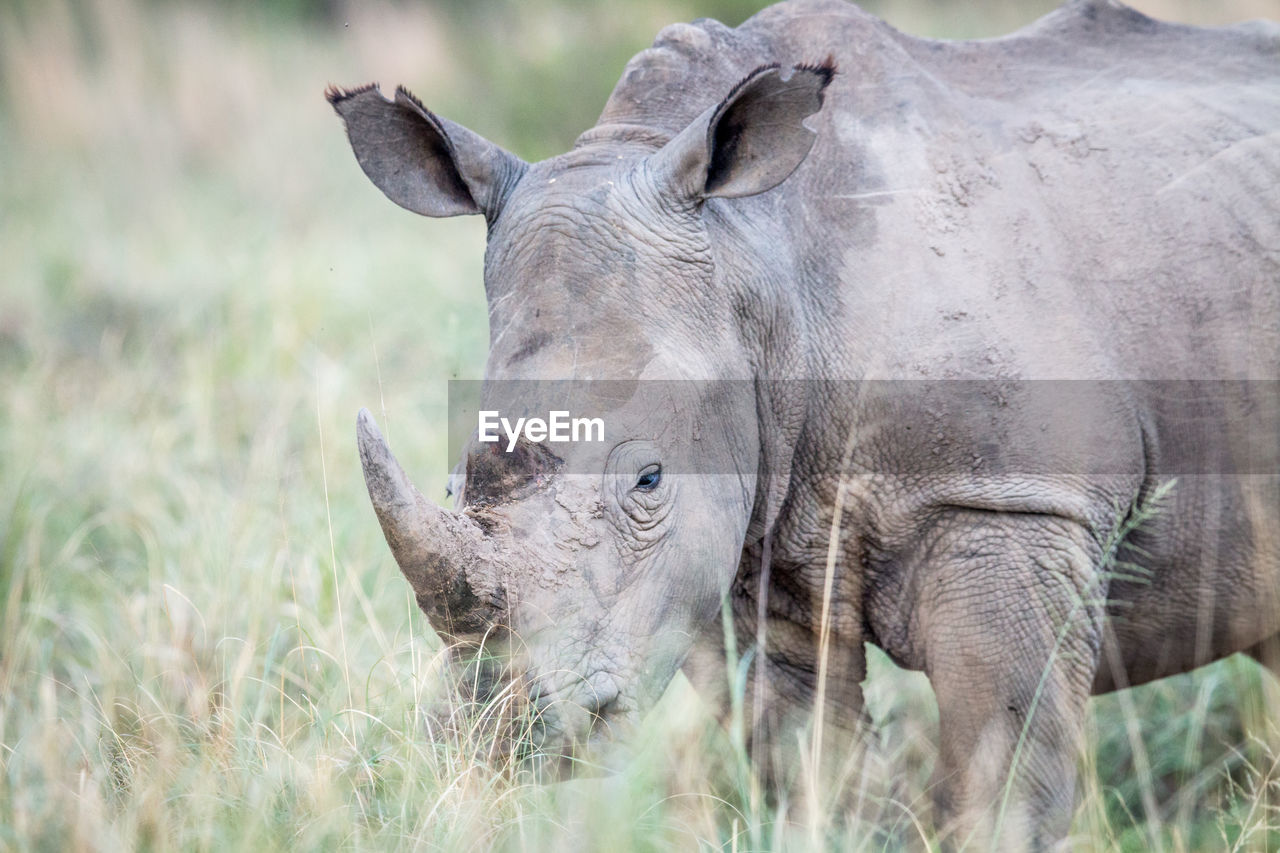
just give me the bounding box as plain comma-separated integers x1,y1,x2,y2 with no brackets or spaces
682,600,870,809
910,511,1104,851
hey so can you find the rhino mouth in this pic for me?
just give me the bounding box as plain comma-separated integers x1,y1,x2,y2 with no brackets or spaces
532,676,622,722
528,670,629,744
442,647,634,770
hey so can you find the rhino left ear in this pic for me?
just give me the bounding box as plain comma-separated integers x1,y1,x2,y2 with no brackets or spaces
649,60,834,202
326,83,527,221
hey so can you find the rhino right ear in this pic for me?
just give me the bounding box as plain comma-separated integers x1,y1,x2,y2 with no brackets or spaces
326,83,527,221
648,61,834,203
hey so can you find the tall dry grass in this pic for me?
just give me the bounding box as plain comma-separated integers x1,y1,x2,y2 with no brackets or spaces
1,0,1277,850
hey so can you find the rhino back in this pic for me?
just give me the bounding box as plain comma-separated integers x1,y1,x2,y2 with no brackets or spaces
591,0,1279,382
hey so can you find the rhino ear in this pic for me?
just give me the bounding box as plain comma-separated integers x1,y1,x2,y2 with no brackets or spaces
649,60,834,202
326,83,527,220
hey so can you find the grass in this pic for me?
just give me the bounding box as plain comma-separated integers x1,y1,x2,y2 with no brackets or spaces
1,0,1277,850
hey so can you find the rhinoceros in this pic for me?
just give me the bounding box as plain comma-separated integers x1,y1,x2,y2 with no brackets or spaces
328,0,1280,846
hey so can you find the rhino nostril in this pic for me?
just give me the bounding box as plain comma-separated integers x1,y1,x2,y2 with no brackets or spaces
525,677,617,716
585,686,621,723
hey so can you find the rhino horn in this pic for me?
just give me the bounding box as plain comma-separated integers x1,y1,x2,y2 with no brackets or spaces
356,408,500,637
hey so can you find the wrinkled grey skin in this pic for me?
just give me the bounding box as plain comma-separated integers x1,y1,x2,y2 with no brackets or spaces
331,0,1280,847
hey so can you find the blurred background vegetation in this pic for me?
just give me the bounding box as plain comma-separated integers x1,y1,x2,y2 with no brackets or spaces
1,0,1278,849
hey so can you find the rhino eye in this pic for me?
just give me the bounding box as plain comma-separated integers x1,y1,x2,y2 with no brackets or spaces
634,464,661,492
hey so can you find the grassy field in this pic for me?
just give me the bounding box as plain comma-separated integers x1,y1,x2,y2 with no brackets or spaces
1,0,1278,849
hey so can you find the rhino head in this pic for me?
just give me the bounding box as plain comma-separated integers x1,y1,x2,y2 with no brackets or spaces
329,63,831,761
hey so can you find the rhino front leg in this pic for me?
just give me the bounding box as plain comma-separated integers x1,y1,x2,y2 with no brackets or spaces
682,601,869,809
903,509,1106,851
